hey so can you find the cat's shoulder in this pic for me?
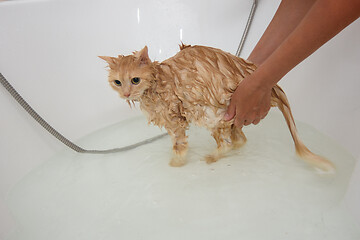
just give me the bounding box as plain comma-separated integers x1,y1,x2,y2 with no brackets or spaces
178,44,212,52
179,43,192,51
178,44,230,58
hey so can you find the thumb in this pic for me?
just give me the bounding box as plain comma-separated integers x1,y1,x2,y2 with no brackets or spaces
224,101,236,121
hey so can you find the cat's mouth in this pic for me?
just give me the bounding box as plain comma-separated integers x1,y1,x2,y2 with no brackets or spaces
123,95,140,101
121,90,145,101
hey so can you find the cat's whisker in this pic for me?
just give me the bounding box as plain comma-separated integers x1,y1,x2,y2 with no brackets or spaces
126,100,132,108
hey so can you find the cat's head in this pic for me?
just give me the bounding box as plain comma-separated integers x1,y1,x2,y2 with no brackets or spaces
99,46,155,101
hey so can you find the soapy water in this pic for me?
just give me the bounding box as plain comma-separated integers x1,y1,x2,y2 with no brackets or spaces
5,111,360,240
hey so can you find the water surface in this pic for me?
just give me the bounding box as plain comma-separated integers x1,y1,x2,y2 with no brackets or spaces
6,111,359,240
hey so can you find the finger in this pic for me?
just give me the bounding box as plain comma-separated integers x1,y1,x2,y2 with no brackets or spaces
252,118,261,125
235,117,245,128
244,119,251,126
260,112,268,119
224,101,236,121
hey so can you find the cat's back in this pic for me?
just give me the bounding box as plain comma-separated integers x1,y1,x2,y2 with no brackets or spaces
160,45,256,128
172,44,255,76
164,45,256,101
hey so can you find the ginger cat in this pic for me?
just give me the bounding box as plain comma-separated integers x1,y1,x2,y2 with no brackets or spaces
99,44,335,173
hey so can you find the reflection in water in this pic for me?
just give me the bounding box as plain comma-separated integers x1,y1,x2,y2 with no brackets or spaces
6,111,360,240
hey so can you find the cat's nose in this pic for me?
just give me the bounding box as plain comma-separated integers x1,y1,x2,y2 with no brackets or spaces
124,93,130,98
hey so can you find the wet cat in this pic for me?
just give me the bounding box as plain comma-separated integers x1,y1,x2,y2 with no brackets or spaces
99,44,335,173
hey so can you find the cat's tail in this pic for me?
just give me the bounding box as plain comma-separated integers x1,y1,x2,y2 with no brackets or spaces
271,85,335,173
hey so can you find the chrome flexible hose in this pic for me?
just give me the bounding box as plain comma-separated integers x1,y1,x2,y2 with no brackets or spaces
236,0,257,57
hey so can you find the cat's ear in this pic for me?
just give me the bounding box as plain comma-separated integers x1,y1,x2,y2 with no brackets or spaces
135,46,151,66
98,56,118,68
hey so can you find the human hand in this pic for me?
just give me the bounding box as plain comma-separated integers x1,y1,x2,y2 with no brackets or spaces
224,75,272,128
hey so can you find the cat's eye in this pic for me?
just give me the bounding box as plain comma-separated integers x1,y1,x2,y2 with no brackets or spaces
131,77,141,85
114,80,122,86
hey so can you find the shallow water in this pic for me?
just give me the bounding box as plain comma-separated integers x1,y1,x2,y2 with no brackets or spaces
6,111,360,240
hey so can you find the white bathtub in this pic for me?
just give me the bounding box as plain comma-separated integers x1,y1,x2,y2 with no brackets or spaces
1,0,359,239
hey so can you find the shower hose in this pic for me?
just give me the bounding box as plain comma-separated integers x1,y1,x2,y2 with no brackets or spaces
0,0,257,154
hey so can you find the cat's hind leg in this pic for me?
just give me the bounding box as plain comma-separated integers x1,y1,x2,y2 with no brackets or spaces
206,126,233,164
231,125,247,149
167,125,188,167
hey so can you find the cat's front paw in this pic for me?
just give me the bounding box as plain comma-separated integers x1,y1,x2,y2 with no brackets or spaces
169,156,186,167
232,140,246,150
205,155,218,164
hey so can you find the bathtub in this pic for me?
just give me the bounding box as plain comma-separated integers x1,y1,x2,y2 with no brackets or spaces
0,0,359,239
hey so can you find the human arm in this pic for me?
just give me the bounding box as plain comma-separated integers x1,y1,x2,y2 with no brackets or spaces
225,0,360,127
